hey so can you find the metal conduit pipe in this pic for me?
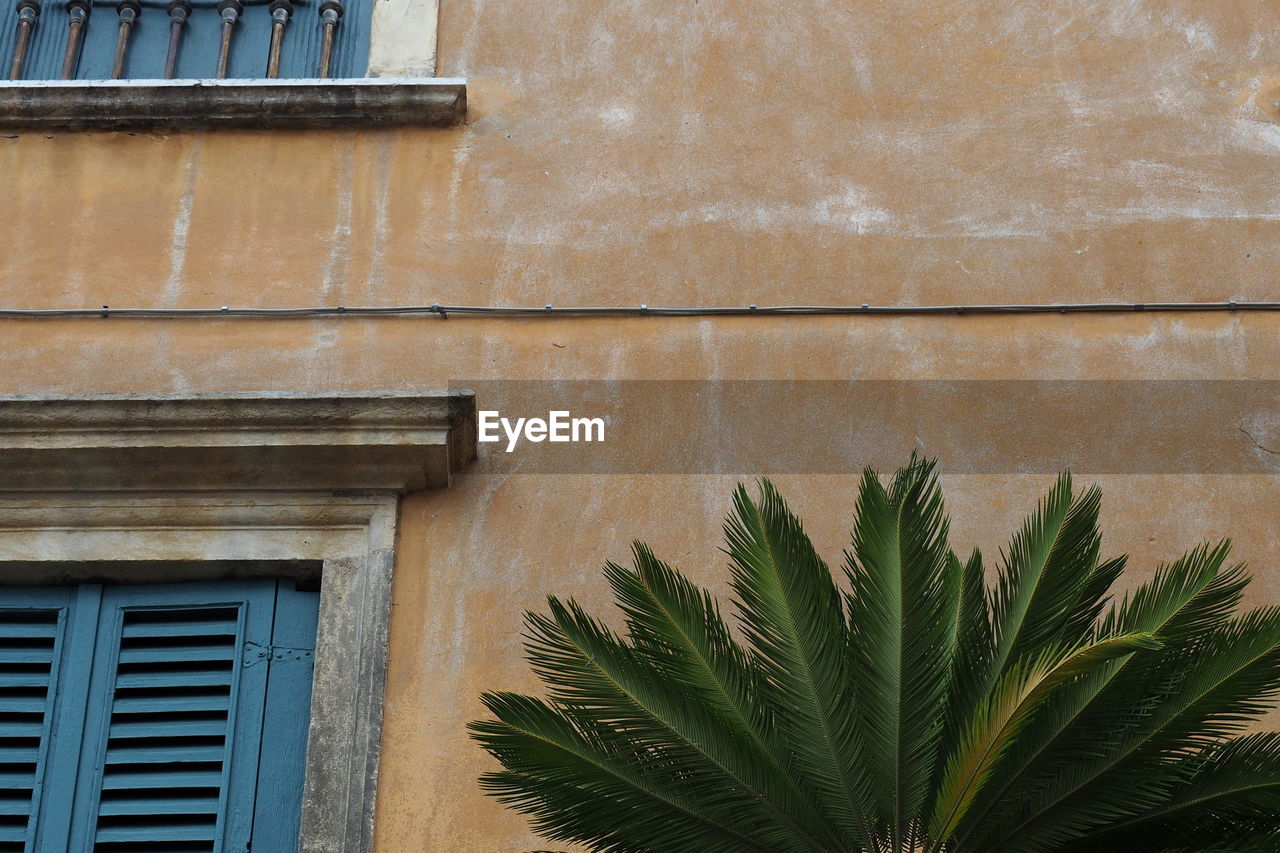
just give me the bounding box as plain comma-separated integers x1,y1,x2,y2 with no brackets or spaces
0,301,1279,320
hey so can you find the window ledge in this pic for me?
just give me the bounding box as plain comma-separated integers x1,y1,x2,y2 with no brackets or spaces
0,77,467,130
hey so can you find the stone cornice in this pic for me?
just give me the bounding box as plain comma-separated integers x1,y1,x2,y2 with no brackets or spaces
0,392,477,492
0,78,466,131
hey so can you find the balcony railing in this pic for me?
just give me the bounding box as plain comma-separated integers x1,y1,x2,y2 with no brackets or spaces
2,0,369,81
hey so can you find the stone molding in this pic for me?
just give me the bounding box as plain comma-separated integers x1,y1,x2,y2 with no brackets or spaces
0,78,466,130
0,391,478,491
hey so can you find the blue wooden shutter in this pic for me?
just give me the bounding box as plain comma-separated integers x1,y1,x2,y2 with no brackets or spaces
68,580,279,853
0,589,73,853
0,579,318,853
249,582,318,852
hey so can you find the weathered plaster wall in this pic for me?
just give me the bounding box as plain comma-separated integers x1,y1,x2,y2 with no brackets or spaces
2,0,1280,849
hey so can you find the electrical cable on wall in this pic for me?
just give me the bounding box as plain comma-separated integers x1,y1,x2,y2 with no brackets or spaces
0,300,1274,319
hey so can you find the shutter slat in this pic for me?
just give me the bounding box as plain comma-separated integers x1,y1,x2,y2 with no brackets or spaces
0,624,57,640
0,697,47,714
121,619,237,640
100,769,223,790
96,796,219,816
106,745,226,764
117,645,236,665
0,649,53,665
94,821,217,842
0,824,26,842
0,720,42,739
0,673,54,688
109,719,228,739
0,746,36,762
0,796,31,815
111,694,230,714
0,774,35,788
114,670,232,689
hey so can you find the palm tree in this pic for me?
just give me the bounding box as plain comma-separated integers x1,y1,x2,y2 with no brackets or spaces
470,457,1280,852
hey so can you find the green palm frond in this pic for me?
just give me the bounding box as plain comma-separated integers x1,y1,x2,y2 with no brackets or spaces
724,479,875,850
927,632,1162,845
1061,731,1280,851
984,474,1106,695
949,540,1244,844
845,458,955,849
471,458,1280,853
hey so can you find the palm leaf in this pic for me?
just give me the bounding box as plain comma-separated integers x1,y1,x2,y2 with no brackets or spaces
605,545,844,850
470,692,777,852
927,632,1161,844
724,479,875,850
845,457,955,848
927,548,991,828
984,607,1280,852
526,596,828,852
1061,732,1280,851
951,542,1243,849
982,475,1105,696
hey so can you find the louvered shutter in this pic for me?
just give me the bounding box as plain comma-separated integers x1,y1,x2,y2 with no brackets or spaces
0,590,73,853
0,579,317,853
73,581,277,853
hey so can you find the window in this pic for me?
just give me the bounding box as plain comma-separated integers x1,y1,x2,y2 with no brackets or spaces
0,392,477,853
2,0,372,81
0,578,318,853
0,0,463,128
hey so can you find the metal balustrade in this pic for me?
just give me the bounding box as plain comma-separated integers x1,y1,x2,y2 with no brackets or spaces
1,0,368,81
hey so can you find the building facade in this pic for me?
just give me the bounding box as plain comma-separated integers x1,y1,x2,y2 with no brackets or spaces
1,0,1280,850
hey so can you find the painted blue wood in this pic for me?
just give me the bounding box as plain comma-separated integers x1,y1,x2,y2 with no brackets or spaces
250,579,319,853
64,580,276,853
0,587,74,853
23,585,100,853
0,0,372,80
2,579,319,853
215,580,274,853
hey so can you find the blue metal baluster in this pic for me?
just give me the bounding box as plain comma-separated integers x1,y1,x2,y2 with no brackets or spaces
215,0,242,78
163,0,191,78
8,0,40,80
265,0,292,78
110,0,140,78
59,0,90,79
317,0,342,77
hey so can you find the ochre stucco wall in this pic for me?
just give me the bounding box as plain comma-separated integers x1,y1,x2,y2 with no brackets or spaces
3,0,1280,849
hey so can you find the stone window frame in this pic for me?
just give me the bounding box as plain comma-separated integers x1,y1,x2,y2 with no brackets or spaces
0,392,478,853
367,0,439,78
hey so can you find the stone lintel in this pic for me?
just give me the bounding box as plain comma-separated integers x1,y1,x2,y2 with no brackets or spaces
0,391,478,491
